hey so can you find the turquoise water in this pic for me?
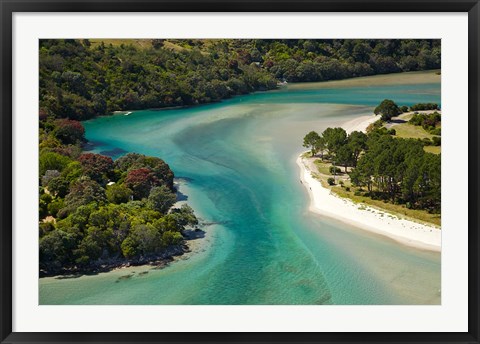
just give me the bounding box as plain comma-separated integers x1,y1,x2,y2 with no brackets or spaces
39,74,441,305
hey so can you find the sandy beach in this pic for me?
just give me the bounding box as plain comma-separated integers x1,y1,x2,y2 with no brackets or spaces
297,115,441,252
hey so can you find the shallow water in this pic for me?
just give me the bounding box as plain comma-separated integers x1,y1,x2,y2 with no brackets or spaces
39,71,441,305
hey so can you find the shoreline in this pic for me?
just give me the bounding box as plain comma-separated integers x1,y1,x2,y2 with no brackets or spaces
39,243,188,279
297,115,441,252
99,70,439,120
39,226,208,279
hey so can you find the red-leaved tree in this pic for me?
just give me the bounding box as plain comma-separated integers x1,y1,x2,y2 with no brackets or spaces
124,168,161,200
54,119,85,144
78,153,114,184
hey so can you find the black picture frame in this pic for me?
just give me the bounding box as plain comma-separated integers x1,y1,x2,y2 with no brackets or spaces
1,1,479,343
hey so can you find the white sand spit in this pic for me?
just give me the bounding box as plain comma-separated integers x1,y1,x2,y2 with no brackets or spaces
297,114,441,252
341,114,380,134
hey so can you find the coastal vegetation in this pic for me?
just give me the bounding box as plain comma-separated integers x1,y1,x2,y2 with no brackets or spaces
366,100,441,153
39,120,199,276
303,100,441,225
40,39,440,120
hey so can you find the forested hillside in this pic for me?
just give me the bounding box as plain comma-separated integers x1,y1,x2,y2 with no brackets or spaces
40,39,441,120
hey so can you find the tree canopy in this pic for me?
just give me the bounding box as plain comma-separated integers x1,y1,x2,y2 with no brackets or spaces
39,39,441,121
374,99,401,121
304,121,440,213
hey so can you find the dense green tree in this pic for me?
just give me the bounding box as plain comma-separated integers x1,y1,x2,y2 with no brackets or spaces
409,103,439,111
147,185,177,214
115,153,175,191
322,127,347,156
106,183,133,204
39,151,72,176
347,131,368,167
162,230,183,246
170,204,199,229
62,177,106,215
308,122,440,212
60,161,83,182
336,145,354,173
374,99,401,121
120,236,139,259
40,230,77,271
47,176,70,198
303,131,321,156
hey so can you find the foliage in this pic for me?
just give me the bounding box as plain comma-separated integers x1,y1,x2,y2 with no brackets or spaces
124,168,161,200
38,129,196,274
305,109,441,214
374,99,401,121
347,131,367,167
409,103,439,111
408,111,441,135
106,183,133,204
39,151,72,176
115,153,175,191
53,119,85,144
322,127,348,155
78,153,114,184
147,186,177,214
329,166,341,174
40,39,440,120
61,177,106,216
47,176,70,198
353,133,440,212
303,131,321,156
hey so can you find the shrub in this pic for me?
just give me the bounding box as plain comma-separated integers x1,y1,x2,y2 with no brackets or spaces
422,138,433,146
47,176,70,198
53,119,85,144
409,103,439,111
39,151,72,176
329,166,341,175
47,198,65,217
106,183,133,204
345,187,350,192
429,128,441,136
162,230,183,246
327,177,335,185
147,186,177,214
42,170,60,187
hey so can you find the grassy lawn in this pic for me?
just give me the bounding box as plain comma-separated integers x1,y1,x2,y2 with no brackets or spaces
387,113,441,155
392,122,435,140
424,146,441,154
314,160,334,175
310,158,441,227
